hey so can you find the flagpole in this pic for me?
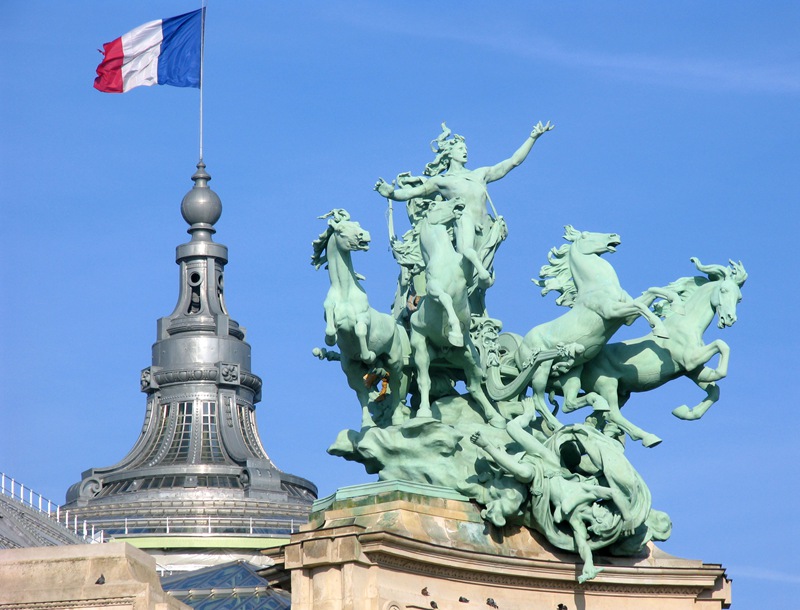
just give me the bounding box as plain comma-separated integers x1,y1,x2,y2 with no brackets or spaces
199,0,206,162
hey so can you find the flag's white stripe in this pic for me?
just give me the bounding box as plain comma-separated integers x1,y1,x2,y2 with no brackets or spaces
120,19,164,92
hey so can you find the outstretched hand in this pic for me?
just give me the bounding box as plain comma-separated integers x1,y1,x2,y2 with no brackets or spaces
531,121,554,139
374,178,394,198
470,431,489,449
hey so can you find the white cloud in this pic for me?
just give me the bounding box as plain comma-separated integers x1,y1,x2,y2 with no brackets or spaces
336,9,800,95
731,565,800,585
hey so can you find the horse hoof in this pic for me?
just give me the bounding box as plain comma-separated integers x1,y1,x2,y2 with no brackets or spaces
642,434,663,448
671,405,692,420
448,332,464,347
653,327,670,339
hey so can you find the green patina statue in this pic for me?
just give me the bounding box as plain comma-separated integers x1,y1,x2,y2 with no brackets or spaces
312,122,745,582
471,400,671,583
376,121,551,315
547,258,747,446
311,209,410,428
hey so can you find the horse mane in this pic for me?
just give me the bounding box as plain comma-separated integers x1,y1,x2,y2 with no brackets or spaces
652,276,710,318
311,209,351,270
310,226,334,270
534,226,581,308
390,226,424,270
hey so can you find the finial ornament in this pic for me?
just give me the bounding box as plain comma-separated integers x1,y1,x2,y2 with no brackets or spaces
181,160,222,241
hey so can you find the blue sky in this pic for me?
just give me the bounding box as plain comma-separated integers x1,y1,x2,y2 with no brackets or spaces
1,2,798,607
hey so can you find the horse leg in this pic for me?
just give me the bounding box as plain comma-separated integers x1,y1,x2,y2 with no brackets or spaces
672,370,720,421
386,352,408,426
355,313,376,363
602,300,668,338
410,330,435,419
591,378,662,448
530,392,563,433
560,373,661,446
527,360,554,421
458,349,506,429
426,281,464,347
341,358,375,428
560,370,595,414
631,301,670,339
686,340,730,382
641,286,684,314
323,298,337,345
386,372,406,425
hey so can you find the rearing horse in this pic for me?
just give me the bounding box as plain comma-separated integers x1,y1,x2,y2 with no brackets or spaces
409,198,506,428
564,258,747,446
312,209,410,427
486,225,670,421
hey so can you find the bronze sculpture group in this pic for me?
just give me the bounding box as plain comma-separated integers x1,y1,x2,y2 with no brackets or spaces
312,122,746,583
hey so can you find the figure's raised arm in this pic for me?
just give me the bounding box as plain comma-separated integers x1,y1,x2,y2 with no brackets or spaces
374,177,439,202
506,409,561,470
483,121,554,183
470,431,534,483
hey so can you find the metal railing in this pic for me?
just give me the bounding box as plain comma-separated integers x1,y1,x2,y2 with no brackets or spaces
79,515,298,538
0,472,104,543
0,473,300,542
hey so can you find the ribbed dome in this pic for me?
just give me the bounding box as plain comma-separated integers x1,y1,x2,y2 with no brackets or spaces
63,161,316,556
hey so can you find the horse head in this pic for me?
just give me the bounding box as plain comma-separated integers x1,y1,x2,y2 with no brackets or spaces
323,208,371,251
422,197,465,227
311,209,371,270
564,225,621,256
691,258,747,328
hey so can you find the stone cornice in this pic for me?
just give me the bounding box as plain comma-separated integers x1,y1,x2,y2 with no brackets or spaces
0,597,136,610
287,490,729,605
370,548,709,597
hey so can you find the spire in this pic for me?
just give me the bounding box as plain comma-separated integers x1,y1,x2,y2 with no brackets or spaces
160,162,235,339
64,164,316,563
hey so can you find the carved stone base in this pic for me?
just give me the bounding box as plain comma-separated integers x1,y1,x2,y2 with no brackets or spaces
0,542,189,610
283,481,730,610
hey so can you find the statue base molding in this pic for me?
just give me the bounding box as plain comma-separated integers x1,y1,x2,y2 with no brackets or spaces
284,481,731,610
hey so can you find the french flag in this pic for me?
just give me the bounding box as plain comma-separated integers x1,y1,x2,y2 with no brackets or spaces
94,9,203,93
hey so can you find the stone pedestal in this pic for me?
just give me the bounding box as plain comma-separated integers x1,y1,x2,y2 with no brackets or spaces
0,542,189,610
283,481,730,610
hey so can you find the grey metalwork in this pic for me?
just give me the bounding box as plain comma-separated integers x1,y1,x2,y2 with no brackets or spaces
0,473,87,548
62,163,316,537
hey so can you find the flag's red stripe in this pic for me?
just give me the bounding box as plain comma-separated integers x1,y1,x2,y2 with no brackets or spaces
94,38,124,93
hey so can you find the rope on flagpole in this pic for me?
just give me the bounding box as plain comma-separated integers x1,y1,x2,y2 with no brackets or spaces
199,0,206,162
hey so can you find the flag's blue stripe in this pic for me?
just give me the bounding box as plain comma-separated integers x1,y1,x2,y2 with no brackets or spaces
157,9,202,88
